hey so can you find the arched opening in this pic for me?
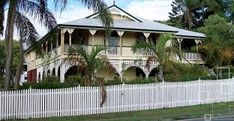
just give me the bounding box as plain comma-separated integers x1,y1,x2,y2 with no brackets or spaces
149,68,159,77
96,65,119,81
65,66,86,80
47,70,50,76
52,68,55,75
38,72,41,81
123,66,146,81
181,39,197,52
42,71,45,78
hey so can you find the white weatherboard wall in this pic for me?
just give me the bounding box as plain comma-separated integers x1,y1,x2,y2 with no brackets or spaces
1,78,234,120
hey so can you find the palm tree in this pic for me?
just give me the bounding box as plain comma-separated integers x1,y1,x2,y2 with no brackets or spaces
1,0,112,90
2,0,57,90
14,11,40,89
68,46,110,85
68,46,111,107
0,0,6,35
132,34,182,82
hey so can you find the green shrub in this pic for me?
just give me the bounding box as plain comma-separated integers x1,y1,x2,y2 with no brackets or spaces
21,76,70,89
105,79,122,86
125,77,156,84
0,76,4,89
164,64,208,82
21,81,69,89
20,81,69,89
65,75,84,86
42,75,60,83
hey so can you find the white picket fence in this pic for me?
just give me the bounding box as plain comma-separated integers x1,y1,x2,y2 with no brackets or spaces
1,78,234,120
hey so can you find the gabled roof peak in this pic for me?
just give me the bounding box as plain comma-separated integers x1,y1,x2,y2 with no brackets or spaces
85,4,142,22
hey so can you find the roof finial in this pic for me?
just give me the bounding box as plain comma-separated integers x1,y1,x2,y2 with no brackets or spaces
113,0,116,5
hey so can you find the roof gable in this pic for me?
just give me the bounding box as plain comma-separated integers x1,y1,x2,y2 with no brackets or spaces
86,5,142,22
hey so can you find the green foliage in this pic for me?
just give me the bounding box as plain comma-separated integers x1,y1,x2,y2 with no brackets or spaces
68,46,108,86
0,41,20,76
132,34,182,82
164,63,208,82
198,14,234,67
169,0,223,29
21,76,71,89
198,15,234,43
20,81,69,89
20,76,68,89
65,75,84,86
0,76,4,89
105,79,122,86
42,76,60,83
125,77,156,84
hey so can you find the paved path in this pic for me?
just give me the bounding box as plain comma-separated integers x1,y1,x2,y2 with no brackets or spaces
180,115,234,121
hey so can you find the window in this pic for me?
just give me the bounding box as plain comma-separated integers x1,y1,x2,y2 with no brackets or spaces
108,31,119,54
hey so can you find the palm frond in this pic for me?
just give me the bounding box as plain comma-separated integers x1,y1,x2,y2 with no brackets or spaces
18,0,57,30
132,41,157,54
53,0,112,36
90,46,106,62
0,0,7,35
14,10,39,45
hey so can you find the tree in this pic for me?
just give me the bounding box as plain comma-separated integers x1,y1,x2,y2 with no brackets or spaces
68,46,108,85
0,0,6,35
1,0,57,90
198,14,234,67
0,41,5,77
220,0,234,22
169,0,221,29
132,34,182,82
14,11,40,89
68,46,111,107
0,40,20,89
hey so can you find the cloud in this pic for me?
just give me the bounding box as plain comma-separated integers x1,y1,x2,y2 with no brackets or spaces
125,0,173,21
0,0,173,40
0,6,93,40
33,6,93,38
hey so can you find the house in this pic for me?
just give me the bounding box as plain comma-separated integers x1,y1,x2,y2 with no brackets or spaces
25,4,206,83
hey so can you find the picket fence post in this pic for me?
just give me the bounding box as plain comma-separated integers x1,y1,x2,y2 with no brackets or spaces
198,78,201,104
29,86,32,119
0,91,1,119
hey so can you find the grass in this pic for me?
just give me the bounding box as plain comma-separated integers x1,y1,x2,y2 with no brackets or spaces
10,102,234,121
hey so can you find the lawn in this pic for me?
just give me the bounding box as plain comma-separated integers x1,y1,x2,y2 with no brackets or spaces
10,102,234,121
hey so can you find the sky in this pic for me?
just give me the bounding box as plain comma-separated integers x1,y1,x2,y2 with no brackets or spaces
0,0,173,40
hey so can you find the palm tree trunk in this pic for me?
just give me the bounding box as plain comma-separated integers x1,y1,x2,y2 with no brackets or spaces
187,10,193,30
15,38,24,90
158,66,165,82
4,1,17,90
